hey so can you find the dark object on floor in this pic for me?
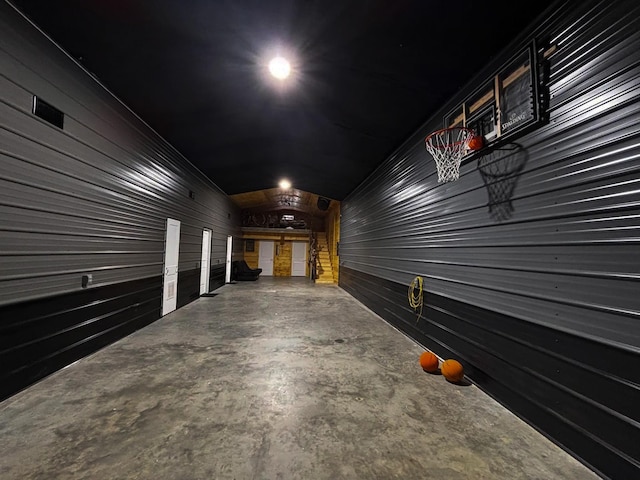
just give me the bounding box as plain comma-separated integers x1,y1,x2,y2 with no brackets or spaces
232,260,262,281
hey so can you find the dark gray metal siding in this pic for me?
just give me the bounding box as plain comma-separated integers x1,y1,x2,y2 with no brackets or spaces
1,2,240,303
340,1,640,478
0,2,241,399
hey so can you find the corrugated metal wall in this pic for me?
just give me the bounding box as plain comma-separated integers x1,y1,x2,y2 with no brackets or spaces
0,2,241,400
339,1,640,478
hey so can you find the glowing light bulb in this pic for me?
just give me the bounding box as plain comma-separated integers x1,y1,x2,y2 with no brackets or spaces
279,179,291,189
269,57,291,79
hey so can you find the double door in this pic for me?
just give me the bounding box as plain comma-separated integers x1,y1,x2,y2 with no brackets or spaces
257,240,307,277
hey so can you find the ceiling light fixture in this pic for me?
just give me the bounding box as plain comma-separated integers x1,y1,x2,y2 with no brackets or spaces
278,179,291,189
269,57,291,80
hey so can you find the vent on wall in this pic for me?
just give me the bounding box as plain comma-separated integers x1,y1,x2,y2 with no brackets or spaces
32,96,64,129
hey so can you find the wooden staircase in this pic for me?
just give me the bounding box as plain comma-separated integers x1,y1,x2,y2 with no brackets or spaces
315,234,336,284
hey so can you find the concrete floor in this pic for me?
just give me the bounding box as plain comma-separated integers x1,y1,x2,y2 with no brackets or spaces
0,278,599,480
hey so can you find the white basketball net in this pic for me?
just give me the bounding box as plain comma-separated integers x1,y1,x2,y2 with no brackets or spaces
424,127,474,182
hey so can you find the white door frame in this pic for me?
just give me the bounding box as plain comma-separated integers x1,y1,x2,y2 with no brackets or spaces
162,218,181,316
200,228,212,295
225,235,233,283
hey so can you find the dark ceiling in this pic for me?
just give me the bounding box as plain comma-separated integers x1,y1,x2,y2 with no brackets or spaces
11,0,556,200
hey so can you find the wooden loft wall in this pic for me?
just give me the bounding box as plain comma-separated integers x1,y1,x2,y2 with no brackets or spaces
241,229,311,277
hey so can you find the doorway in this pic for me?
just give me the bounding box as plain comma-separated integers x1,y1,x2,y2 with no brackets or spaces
225,235,233,283
258,240,274,276
162,218,181,316
291,241,307,276
199,228,212,295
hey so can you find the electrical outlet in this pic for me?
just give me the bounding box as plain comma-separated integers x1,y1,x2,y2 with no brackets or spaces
81,274,92,288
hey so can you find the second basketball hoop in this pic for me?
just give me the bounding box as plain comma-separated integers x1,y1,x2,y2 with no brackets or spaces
424,127,475,183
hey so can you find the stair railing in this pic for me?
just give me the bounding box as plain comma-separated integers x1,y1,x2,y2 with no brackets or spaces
309,232,318,280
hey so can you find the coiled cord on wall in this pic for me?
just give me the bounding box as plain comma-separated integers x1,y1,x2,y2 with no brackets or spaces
408,276,424,324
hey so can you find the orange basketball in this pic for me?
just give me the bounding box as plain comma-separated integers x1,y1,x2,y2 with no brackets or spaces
441,359,464,382
468,135,484,151
419,351,439,372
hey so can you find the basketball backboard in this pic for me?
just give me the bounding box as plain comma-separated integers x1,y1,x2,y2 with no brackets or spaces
443,40,550,156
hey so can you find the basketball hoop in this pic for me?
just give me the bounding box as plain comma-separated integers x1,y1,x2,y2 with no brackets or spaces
424,127,474,182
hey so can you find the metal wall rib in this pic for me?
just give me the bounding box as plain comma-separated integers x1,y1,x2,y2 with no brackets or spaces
0,1,241,306
340,1,640,478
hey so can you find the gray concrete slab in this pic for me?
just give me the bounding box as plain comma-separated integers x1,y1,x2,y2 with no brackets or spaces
0,278,600,479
